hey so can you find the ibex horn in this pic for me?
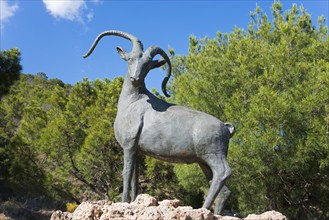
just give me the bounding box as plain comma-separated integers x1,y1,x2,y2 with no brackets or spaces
83,30,143,58
147,46,172,97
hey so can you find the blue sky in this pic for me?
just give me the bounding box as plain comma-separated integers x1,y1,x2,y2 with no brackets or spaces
1,0,328,91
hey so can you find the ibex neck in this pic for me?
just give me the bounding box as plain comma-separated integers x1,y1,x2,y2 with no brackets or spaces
118,76,147,106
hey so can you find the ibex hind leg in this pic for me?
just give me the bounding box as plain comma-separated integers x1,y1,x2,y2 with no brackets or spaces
201,154,231,211
199,162,230,214
199,162,212,181
214,185,231,215
122,148,137,202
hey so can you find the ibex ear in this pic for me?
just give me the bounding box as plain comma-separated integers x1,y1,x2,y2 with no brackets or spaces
116,47,128,61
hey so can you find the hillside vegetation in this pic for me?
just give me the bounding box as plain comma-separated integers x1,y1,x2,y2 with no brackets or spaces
1,2,328,220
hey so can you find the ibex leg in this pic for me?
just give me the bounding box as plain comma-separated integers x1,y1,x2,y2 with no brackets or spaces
199,162,230,214
214,185,231,215
122,148,137,202
131,155,139,201
202,154,231,210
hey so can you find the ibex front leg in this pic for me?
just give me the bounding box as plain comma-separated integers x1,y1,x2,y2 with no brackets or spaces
131,155,139,201
122,147,137,202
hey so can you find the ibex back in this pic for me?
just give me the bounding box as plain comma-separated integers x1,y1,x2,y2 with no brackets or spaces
83,30,235,214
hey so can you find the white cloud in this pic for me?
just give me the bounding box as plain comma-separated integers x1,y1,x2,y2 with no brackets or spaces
0,0,19,27
43,0,89,22
86,11,94,22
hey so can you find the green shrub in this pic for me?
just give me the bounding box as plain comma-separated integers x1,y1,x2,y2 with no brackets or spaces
66,202,78,213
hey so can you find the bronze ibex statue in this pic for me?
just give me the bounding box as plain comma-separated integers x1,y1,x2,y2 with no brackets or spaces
84,30,235,214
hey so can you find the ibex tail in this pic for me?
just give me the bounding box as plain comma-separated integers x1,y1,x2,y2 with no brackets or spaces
224,122,235,137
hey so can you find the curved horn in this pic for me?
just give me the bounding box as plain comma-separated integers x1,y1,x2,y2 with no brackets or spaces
147,46,172,97
83,30,143,58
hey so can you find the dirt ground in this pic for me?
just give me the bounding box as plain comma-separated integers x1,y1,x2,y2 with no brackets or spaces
0,198,56,220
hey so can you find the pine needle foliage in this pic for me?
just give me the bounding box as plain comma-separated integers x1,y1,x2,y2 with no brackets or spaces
170,2,328,219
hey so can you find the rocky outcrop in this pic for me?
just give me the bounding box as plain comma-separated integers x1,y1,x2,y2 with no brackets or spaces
50,194,287,220
244,211,287,220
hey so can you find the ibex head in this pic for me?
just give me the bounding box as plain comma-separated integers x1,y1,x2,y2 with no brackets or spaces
83,30,171,97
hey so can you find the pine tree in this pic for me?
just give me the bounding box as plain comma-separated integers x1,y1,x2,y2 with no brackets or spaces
170,2,329,219
0,48,22,97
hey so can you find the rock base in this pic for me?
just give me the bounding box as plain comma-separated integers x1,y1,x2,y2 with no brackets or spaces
50,194,287,220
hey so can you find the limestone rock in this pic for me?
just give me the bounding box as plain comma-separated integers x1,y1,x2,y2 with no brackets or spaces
215,215,241,220
158,198,181,208
245,210,288,220
50,210,72,220
131,194,158,207
50,194,287,220
71,200,112,220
